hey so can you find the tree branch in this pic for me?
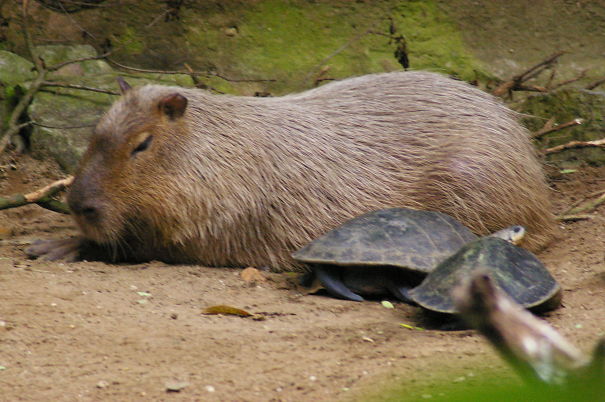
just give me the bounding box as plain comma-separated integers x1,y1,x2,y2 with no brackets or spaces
543,138,605,155
533,118,583,139
454,272,587,385
492,51,565,97
0,176,73,213
41,81,119,95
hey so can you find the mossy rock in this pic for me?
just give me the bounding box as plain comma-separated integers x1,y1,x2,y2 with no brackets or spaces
28,87,114,172
180,0,490,95
521,88,605,166
26,45,195,172
36,45,113,77
0,50,35,85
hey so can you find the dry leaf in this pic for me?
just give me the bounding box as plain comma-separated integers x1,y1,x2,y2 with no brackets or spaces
202,305,252,317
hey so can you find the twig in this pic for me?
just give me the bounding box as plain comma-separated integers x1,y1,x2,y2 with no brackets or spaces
556,214,593,222
41,82,119,95
543,138,605,155
47,51,113,72
301,29,374,86
533,118,583,139
548,69,588,91
454,272,586,385
107,58,276,83
0,176,73,213
586,77,605,90
492,51,565,97
560,191,605,216
30,121,97,130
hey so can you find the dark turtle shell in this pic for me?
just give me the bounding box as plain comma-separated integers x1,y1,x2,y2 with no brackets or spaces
292,208,478,274
407,237,561,314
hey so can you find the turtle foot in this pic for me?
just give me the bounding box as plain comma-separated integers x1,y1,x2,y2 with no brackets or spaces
388,284,417,305
314,265,365,302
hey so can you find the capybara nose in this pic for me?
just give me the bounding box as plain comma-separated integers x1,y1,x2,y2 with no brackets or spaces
70,201,101,222
81,206,99,221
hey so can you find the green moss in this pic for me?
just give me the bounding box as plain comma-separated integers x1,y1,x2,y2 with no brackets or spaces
114,26,145,55
392,1,485,81
520,89,605,166
181,0,488,95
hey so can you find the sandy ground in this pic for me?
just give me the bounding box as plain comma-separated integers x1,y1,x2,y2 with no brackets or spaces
0,154,604,401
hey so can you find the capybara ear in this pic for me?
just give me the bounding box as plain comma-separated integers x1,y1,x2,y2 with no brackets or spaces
116,77,132,94
158,93,188,120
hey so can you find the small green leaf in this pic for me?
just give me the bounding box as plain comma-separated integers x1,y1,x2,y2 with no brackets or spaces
0,366,6,370
381,300,395,309
137,291,152,297
560,169,577,174
400,323,425,331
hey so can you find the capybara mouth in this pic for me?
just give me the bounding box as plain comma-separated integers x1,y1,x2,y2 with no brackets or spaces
72,212,123,246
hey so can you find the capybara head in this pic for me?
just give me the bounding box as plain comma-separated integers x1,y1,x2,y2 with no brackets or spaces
67,72,557,270
68,80,194,255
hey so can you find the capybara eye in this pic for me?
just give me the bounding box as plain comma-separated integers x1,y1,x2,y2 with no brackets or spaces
131,135,153,156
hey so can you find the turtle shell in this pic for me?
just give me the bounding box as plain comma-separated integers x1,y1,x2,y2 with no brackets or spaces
407,237,561,314
292,208,478,274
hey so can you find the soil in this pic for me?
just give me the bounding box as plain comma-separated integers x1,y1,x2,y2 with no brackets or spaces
0,154,604,401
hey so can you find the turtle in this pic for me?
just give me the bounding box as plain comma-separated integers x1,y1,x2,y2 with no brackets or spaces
406,236,562,314
292,208,525,302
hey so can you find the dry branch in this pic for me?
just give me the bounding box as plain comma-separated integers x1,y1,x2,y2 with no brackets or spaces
543,138,605,155
560,190,605,218
548,69,588,91
533,118,583,139
586,77,605,90
454,272,592,385
556,213,593,222
41,82,119,95
492,51,565,97
0,176,73,213
107,59,276,83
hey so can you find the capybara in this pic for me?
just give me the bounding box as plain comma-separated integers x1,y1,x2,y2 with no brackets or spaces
29,71,557,271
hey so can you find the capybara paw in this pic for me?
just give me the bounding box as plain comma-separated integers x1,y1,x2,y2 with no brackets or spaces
26,237,82,262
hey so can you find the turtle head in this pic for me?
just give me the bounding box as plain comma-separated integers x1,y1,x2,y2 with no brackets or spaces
489,225,526,245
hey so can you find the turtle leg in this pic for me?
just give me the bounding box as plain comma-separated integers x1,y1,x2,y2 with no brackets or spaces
387,283,417,305
314,265,365,302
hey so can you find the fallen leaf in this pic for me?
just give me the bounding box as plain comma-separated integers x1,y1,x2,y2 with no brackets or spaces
240,267,267,283
381,301,395,309
202,305,252,317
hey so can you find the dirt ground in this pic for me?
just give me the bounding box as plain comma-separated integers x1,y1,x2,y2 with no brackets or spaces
0,154,604,401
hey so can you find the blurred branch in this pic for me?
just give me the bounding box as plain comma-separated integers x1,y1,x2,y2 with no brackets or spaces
492,51,565,97
585,77,605,90
107,58,276,83
559,190,605,218
532,118,583,139
543,138,605,155
41,82,119,95
453,272,601,386
47,51,112,72
548,69,588,91
0,176,73,214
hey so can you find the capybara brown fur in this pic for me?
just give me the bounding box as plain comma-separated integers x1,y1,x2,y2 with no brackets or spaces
30,71,556,271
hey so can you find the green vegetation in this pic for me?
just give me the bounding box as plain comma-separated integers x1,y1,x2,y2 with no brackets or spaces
181,0,488,94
